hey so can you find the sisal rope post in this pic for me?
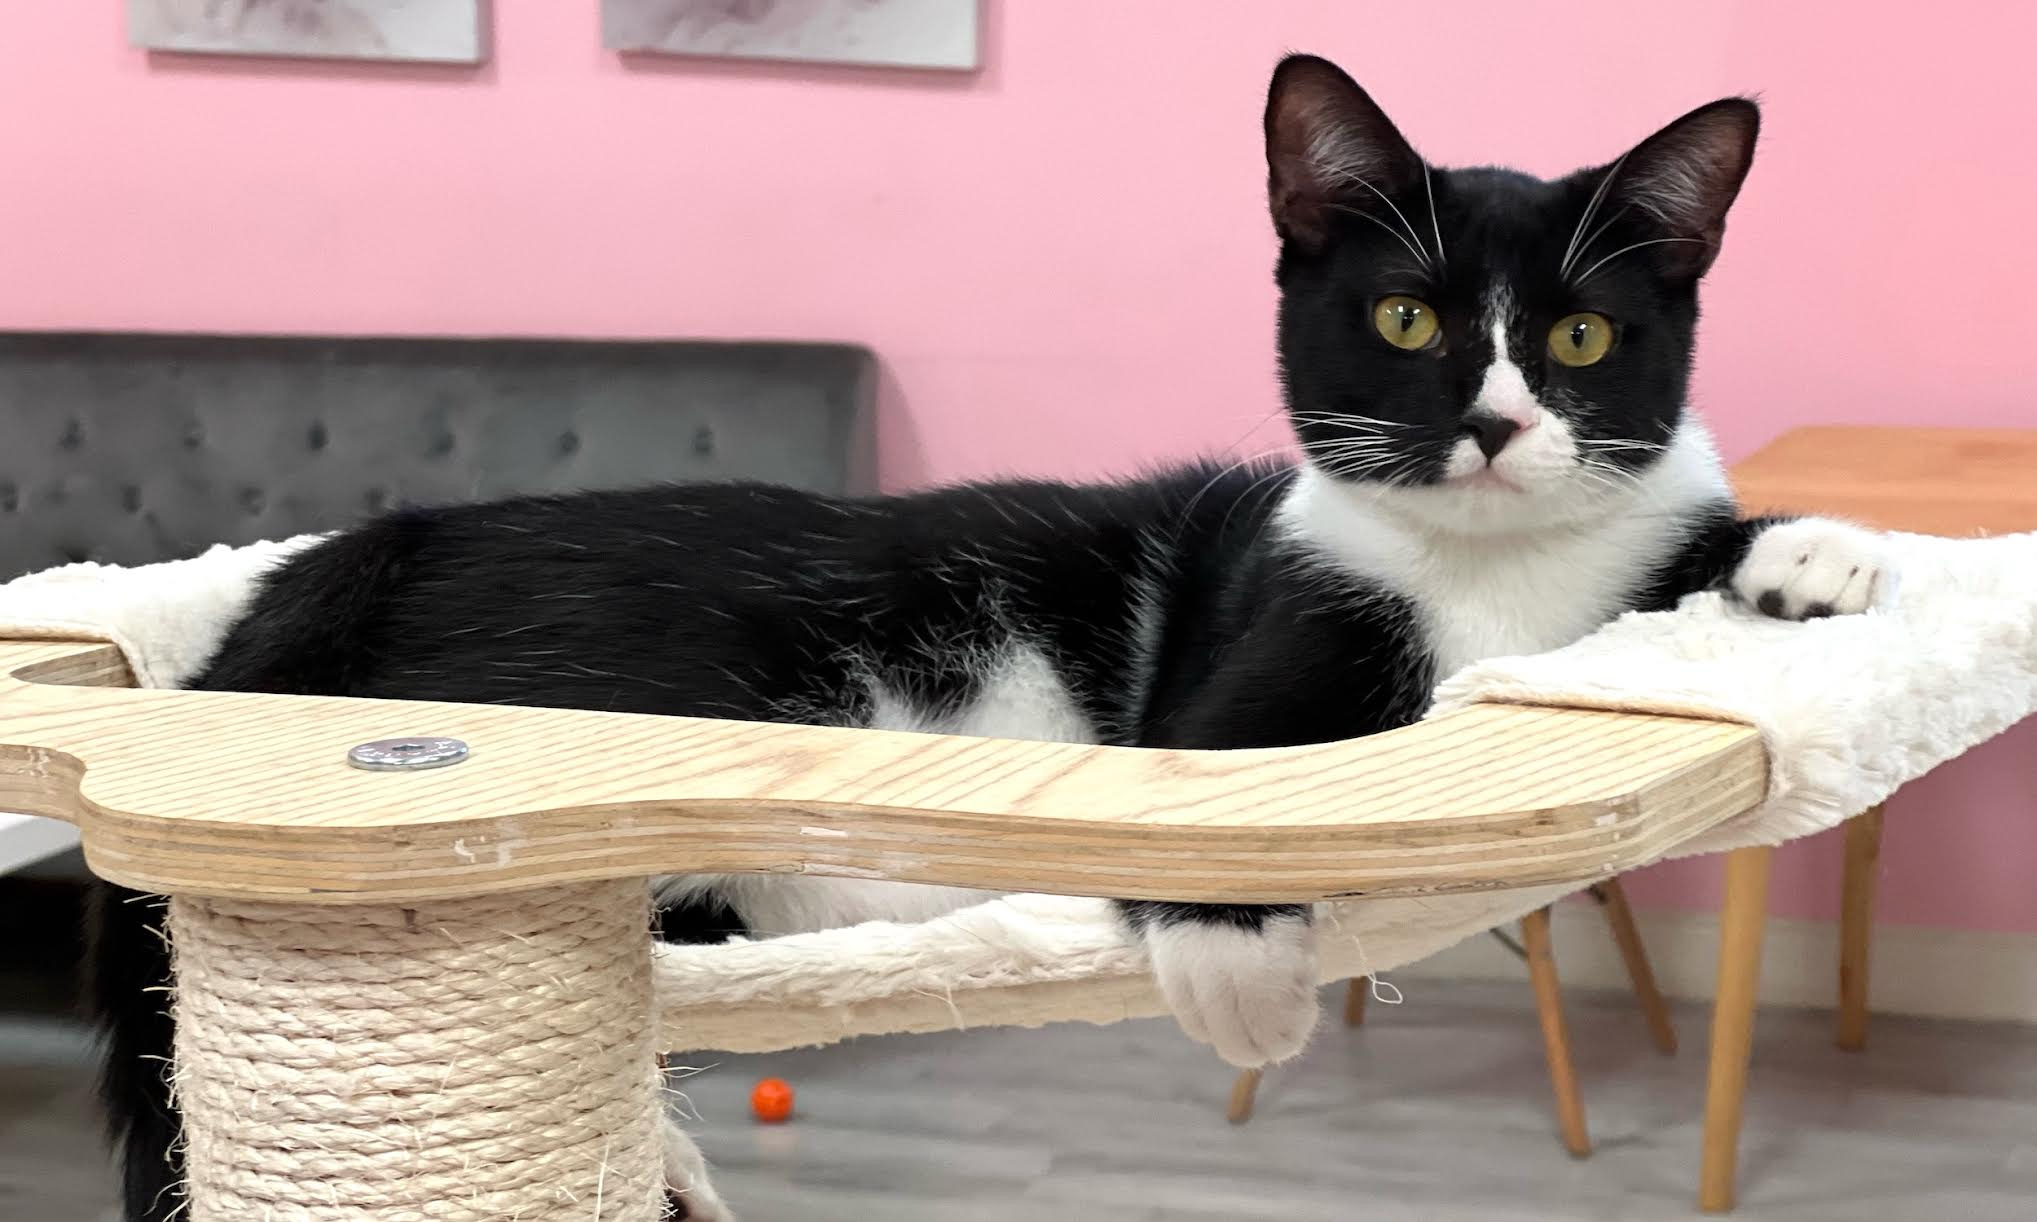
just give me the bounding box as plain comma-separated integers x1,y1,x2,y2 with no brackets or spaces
167,879,664,1221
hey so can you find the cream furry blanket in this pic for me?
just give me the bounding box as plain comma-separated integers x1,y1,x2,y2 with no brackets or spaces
3,530,2033,1054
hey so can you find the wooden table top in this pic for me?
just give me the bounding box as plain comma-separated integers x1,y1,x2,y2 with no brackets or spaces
1731,426,2037,536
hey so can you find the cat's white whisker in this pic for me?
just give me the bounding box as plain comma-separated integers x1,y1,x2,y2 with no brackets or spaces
1212,463,1301,540
1565,204,1632,283
1422,162,1446,270
1324,203,1433,272
1314,161,1433,271
1559,152,1630,279
1573,236,1708,286
1289,411,1416,431
1301,439,1399,458
1576,438,1670,456
1169,450,1290,541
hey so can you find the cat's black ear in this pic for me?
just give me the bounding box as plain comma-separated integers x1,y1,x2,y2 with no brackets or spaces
1264,54,1425,247
1600,97,1760,278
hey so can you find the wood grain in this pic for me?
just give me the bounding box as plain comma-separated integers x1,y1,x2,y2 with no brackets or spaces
1225,1068,1262,1124
1595,879,1678,1055
1731,426,2037,536
1837,804,1885,1052
0,639,1768,905
1700,844,1775,1213
1522,907,1591,1158
1343,977,1370,1028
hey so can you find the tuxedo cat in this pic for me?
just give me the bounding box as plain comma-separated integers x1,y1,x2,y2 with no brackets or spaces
91,53,1892,1222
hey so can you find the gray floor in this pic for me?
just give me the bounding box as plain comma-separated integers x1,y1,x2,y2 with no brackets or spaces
9,980,2037,1221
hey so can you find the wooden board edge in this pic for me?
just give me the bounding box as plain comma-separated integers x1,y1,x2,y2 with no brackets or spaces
0,637,1769,904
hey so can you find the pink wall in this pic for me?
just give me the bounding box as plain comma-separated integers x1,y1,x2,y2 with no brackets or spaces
1,3,2032,929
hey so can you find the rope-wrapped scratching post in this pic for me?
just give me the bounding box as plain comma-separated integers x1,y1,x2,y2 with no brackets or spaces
167,880,663,1221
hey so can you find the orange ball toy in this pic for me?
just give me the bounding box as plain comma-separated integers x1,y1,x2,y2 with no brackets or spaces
750,1077,795,1123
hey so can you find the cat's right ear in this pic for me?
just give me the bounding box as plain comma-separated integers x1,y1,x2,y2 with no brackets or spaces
1593,97,1761,280
1264,55,1425,248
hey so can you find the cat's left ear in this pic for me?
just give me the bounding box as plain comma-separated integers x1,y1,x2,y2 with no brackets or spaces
1599,97,1760,279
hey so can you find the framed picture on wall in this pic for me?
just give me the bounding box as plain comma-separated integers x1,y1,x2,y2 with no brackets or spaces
128,0,489,65
602,0,979,72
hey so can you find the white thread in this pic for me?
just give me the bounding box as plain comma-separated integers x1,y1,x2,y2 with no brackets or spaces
910,983,967,1031
1332,912,1406,1007
168,880,663,1221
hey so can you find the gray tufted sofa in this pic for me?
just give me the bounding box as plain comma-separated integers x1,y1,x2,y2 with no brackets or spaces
0,330,875,885
0,332,876,577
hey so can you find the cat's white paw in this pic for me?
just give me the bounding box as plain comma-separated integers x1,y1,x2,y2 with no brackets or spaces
1732,517,1895,620
660,1110,736,1222
1145,914,1320,1067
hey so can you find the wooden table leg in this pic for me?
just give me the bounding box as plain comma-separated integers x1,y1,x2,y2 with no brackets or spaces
1837,804,1885,1052
1594,879,1677,1055
1344,976,1371,1027
1700,845,1774,1213
1234,974,1374,1125
1226,1068,1263,1124
1522,906,1591,1158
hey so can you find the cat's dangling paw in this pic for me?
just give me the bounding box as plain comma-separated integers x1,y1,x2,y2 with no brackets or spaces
1732,517,1895,620
1145,912,1321,1067
661,1110,736,1221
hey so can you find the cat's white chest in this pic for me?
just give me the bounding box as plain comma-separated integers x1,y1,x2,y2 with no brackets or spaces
1274,464,1713,683
1403,540,1639,677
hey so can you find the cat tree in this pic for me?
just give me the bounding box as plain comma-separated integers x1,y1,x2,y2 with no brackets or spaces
3,524,2033,1218
6,636,1756,1219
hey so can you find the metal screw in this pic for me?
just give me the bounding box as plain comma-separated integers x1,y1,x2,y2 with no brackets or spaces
347,737,469,772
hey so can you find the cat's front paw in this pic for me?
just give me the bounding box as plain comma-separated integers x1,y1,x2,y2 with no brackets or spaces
1145,912,1320,1067
661,1110,735,1221
1732,517,1894,620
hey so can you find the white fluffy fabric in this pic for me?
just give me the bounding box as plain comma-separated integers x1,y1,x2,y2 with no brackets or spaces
0,536,325,689
3,530,2033,1055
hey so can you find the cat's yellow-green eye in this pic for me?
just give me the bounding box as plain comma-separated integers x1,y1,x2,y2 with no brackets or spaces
1548,312,1614,367
1373,296,1440,351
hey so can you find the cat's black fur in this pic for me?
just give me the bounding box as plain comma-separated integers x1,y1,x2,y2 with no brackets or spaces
90,55,1864,1221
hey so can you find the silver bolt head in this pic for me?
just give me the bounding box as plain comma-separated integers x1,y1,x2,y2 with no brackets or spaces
348,737,469,772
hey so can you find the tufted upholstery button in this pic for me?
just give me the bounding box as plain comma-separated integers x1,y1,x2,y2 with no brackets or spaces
240,487,267,515
0,484,15,513
59,419,84,451
122,485,143,514
183,422,205,450
364,488,390,513
428,432,456,458
558,431,580,456
693,426,715,457
308,422,329,451
61,546,89,565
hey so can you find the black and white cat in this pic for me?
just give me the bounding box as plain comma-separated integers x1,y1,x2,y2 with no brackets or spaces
92,53,1892,1222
